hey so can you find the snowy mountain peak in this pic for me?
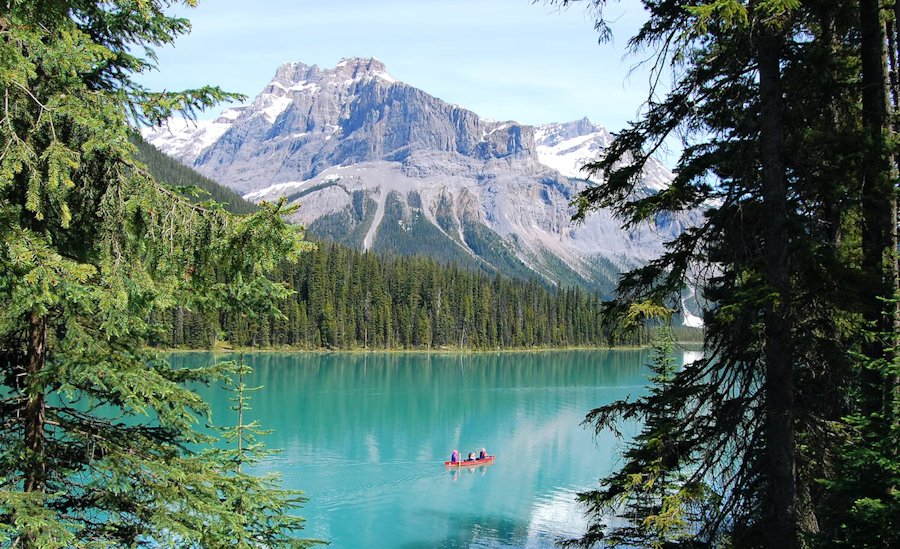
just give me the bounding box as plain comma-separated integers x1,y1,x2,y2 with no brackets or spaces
140,58,697,310
269,57,394,89
245,58,402,126
533,119,672,192
331,57,397,84
538,118,607,144
335,56,388,75
534,119,612,179
272,60,312,82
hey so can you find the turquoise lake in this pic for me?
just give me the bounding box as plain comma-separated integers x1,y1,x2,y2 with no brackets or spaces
171,350,701,548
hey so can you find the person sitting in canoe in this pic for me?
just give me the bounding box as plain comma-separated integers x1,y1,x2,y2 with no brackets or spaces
450,449,460,463
479,448,487,460
467,452,476,461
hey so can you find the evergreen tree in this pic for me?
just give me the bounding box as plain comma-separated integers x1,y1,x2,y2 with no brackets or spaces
203,355,322,548
574,307,706,548
0,0,315,545
553,0,899,546
414,306,432,349
819,320,900,548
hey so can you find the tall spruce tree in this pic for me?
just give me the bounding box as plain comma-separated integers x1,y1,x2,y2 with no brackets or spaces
0,0,316,545
203,354,321,548
553,0,899,546
570,305,710,548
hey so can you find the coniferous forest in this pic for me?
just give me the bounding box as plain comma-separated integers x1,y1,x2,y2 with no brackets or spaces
153,241,629,350
132,136,258,215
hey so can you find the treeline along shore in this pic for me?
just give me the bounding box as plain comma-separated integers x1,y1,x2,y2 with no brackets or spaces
150,241,701,351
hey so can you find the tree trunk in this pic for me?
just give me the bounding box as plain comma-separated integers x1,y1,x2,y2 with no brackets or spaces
758,25,799,549
173,306,185,347
23,311,47,496
891,0,900,431
859,0,897,415
22,312,48,549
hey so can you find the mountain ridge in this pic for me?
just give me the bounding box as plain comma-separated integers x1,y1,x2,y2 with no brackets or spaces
143,57,696,301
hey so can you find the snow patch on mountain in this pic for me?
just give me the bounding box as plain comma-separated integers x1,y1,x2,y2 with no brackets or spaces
143,107,243,162
258,95,293,123
535,133,599,178
534,118,673,192
641,157,675,192
243,174,344,202
681,286,705,328
534,118,612,179
682,303,704,328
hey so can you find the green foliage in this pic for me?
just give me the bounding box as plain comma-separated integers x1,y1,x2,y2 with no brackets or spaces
817,323,900,548
305,191,378,249
373,192,481,266
132,135,258,215
202,357,323,548
573,328,710,548
552,0,899,546
285,179,344,205
152,241,634,350
459,218,543,283
0,0,318,546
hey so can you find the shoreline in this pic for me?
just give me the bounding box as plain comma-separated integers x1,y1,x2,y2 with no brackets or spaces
155,342,703,355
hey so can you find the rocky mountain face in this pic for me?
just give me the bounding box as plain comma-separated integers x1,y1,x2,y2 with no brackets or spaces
144,57,695,297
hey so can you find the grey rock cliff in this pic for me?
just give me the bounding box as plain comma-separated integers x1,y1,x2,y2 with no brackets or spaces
143,58,698,303
176,58,532,194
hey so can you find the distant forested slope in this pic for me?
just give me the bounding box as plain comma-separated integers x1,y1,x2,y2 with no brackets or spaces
150,241,646,350
132,135,257,215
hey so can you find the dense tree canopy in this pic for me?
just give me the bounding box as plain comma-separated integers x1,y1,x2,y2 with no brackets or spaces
154,241,645,351
554,0,899,547
0,1,316,546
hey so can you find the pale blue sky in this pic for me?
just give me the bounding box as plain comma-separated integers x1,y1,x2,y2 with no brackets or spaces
138,0,657,132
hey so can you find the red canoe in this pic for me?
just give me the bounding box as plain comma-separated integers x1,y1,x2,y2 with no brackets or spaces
444,455,495,467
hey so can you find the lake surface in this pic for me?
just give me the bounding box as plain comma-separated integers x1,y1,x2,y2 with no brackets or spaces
171,350,697,548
